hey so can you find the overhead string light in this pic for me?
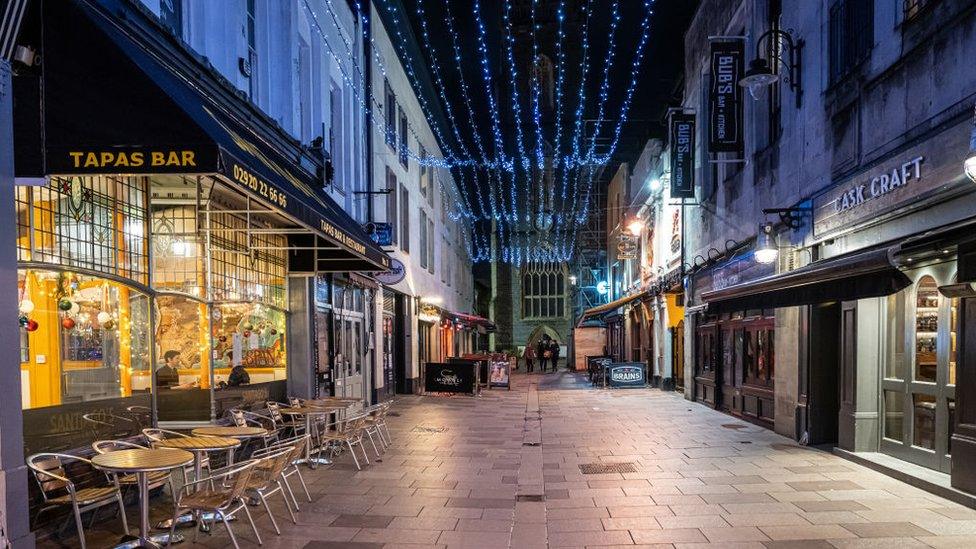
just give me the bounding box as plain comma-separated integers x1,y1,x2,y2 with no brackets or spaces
502,0,530,224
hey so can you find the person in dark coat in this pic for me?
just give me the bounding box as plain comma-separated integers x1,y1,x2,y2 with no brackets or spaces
537,335,551,373
227,363,251,387
549,340,561,371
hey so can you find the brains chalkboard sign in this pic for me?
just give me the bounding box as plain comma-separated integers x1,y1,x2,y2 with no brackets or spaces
608,362,646,388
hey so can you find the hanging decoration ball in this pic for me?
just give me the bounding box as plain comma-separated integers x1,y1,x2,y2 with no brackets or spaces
97,311,112,325
19,316,29,328
18,299,35,314
243,330,252,338
101,319,115,330
61,317,76,330
58,299,73,311
218,335,227,343
269,328,278,336
25,319,39,332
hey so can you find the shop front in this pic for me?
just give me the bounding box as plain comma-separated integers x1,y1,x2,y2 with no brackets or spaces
13,0,388,457
698,111,976,491
579,291,647,364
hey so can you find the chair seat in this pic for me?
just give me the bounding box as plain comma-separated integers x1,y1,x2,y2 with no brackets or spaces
118,470,170,486
178,489,234,511
49,486,118,506
320,432,354,442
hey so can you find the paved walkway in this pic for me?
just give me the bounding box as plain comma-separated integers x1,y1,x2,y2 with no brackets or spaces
39,371,976,548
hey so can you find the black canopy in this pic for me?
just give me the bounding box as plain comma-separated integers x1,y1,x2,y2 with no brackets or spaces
701,246,912,313
15,0,389,272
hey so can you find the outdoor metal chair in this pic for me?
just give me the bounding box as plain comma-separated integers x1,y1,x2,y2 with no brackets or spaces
82,411,137,441
227,408,281,448
143,428,209,481
165,460,261,549
246,446,297,534
320,413,371,470
266,401,305,437
264,435,313,508
361,403,390,457
27,453,129,549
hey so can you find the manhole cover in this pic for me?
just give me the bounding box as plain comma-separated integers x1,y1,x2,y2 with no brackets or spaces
412,426,447,433
579,462,637,474
516,494,545,502
721,423,747,430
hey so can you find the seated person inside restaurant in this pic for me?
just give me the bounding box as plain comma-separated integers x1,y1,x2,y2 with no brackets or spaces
155,350,197,389
227,362,251,387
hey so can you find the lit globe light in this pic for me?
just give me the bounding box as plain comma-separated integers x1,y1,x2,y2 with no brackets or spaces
754,246,779,265
626,219,645,236
739,58,779,100
596,281,609,295
754,223,779,264
649,177,662,192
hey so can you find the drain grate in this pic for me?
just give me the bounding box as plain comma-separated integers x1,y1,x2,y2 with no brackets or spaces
579,462,638,474
522,441,541,447
516,494,545,502
721,423,747,430
412,425,448,433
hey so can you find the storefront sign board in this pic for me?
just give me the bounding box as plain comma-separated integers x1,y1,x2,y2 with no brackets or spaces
489,361,511,389
813,120,971,238
669,113,696,199
424,362,477,395
374,258,406,286
708,40,745,153
608,362,646,388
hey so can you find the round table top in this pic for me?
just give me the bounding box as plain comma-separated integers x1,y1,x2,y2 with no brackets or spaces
153,436,241,452
192,426,267,438
279,406,332,415
302,400,349,410
91,448,193,473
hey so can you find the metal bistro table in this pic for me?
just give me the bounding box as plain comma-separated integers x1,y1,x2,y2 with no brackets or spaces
152,436,241,532
279,406,337,467
91,448,193,549
191,425,268,449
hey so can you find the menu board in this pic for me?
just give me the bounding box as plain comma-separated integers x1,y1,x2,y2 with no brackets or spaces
423,362,477,395
489,361,511,389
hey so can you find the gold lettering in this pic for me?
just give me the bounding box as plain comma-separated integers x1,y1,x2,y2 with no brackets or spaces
151,152,165,166
69,152,84,167
181,151,196,166
115,153,129,167
84,152,99,168
130,152,144,167
100,152,114,166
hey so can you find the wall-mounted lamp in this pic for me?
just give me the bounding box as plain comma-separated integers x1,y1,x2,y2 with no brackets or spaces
754,223,779,265
966,104,976,183
569,275,578,285
648,177,662,192
626,218,645,236
739,28,803,107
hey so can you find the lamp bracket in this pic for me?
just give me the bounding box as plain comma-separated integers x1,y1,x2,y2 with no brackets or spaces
762,207,808,230
755,28,804,108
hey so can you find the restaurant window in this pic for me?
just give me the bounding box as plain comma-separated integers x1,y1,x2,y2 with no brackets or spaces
828,0,873,84
521,262,566,319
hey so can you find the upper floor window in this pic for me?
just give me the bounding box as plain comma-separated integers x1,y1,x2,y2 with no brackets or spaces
245,0,258,100
384,80,396,150
828,0,873,84
398,109,409,168
385,167,398,246
330,84,345,192
521,262,566,319
904,0,937,22
419,146,432,202
419,210,429,269
159,0,183,37
400,184,410,253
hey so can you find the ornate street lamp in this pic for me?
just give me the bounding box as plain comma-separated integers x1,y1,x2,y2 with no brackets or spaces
739,28,803,107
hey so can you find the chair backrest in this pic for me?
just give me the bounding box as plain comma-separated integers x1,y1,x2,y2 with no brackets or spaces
228,409,248,428
288,397,302,407
222,460,258,501
266,402,284,424
92,439,147,454
250,446,294,482
268,435,309,464
142,428,188,443
27,453,87,502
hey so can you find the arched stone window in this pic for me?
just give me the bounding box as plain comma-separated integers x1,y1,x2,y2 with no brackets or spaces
521,262,565,319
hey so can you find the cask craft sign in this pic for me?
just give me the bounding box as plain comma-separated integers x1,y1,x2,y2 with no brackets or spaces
812,119,972,237
708,40,745,153
669,113,696,199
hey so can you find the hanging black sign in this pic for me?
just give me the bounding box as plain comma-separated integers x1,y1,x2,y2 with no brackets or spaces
669,113,696,199
708,40,745,153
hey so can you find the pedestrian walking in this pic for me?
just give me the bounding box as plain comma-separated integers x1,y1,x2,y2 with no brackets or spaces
550,340,560,372
537,335,550,373
523,344,536,373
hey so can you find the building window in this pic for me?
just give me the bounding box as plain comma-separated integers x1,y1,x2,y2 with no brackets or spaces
384,80,396,150
419,210,428,269
399,184,410,253
828,0,873,84
330,84,344,193
159,0,183,37
419,146,432,204
427,218,435,274
245,0,258,100
385,167,397,246
398,108,409,168
903,0,936,21
520,262,566,319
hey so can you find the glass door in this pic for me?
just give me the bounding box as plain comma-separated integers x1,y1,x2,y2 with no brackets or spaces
881,270,956,473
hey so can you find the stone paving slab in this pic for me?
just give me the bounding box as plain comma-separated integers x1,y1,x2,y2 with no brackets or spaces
34,370,976,548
